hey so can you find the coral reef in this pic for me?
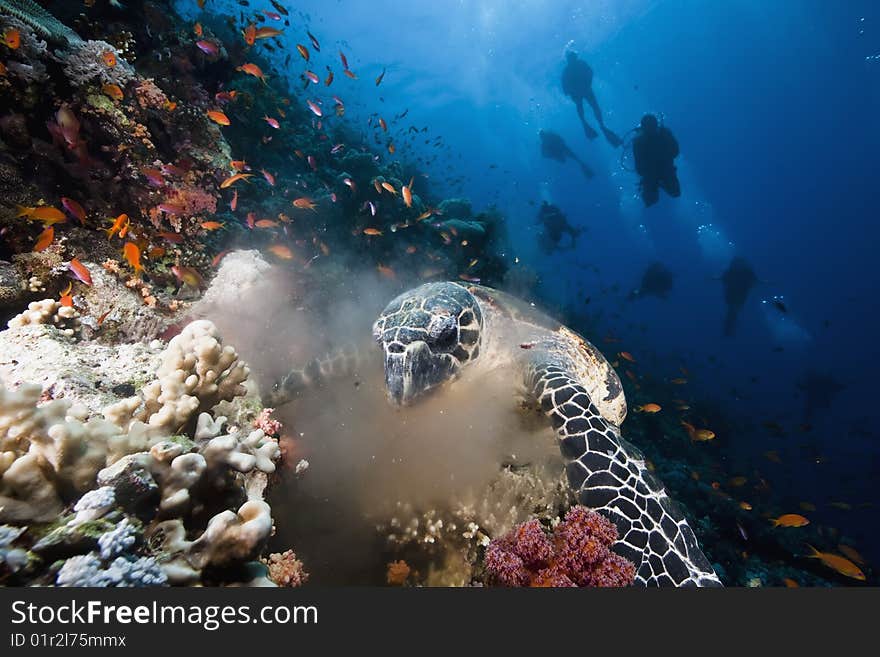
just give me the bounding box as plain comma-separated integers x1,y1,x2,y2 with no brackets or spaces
482,506,637,587
0,0,81,45
380,464,574,586
0,314,294,587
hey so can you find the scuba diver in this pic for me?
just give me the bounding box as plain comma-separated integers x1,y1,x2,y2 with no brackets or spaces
535,201,582,254
628,262,673,300
720,256,757,336
797,371,845,423
632,114,681,207
539,129,594,180
561,50,622,147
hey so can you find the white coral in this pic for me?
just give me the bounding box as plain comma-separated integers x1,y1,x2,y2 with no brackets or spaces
112,320,251,434
62,39,134,87
7,299,79,335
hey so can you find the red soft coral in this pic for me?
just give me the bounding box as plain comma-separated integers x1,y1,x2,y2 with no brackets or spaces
483,506,635,588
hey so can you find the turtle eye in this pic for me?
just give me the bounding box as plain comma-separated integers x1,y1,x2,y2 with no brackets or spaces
372,321,383,342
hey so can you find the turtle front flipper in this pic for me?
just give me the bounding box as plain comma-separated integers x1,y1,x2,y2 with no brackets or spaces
266,345,372,407
525,359,722,587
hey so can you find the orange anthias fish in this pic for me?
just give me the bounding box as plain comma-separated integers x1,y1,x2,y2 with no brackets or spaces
230,159,248,171
158,231,183,243
106,213,129,239
379,117,387,132
236,63,267,83
206,110,230,126
68,258,93,286
33,226,54,252
805,545,866,581
212,250,230,267
255,219,278,228
102,50,117,67
3,28,21,49
242,24,256,46
58,281,73,307
363,228,382,236
220,172,254,188
635,403,661,414
770,514,810,528
17,205,67,225
381,182,398,195
343,68,357,79
296,44,310,62
387,141,395,154
255,27,283,39
267,244,294,260
123,242,143,274
101,83,124,101
200,221,224,231
681,420,715,442
402,177,414,208
292,197,316,211
782,578,799,588
193,22,203,37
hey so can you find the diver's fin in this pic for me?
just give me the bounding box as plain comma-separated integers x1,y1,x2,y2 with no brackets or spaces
602,126,623,148
581,120,598,140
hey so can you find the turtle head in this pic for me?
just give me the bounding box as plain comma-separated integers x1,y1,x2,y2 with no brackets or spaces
373,282,483,406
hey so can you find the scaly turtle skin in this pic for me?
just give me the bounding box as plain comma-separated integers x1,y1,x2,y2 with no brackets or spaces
372,281,721,587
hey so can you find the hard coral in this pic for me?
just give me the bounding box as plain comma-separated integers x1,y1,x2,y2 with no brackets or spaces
483,506,636,587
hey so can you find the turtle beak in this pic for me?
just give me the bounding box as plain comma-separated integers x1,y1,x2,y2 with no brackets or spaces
383,341,454,406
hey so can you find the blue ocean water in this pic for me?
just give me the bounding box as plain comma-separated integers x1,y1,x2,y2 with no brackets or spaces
176,0,880,578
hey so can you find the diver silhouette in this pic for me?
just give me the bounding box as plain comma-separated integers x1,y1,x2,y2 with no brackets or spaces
561,50,622,147
632,114,681,207
720,256,757,336
539,129,594,180
535,201,582,254
797,371,845,423
628,262,673,300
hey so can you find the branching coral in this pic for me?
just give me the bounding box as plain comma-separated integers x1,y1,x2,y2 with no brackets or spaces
0,317,286,586
62,39,135,87
104,320,249,433
483,506,636,587
7,298,79,335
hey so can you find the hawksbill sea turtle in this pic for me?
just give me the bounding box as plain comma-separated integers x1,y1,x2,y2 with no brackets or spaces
272,281,722,587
